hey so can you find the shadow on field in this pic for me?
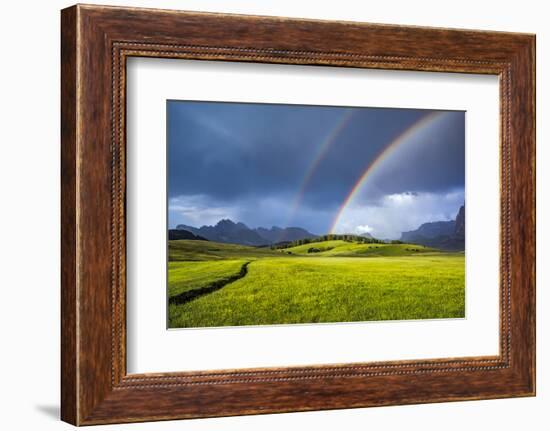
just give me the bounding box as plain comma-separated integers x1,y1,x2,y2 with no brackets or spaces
169,261,250,306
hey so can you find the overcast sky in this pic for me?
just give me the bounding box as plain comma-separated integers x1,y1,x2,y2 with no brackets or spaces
167,100,464,239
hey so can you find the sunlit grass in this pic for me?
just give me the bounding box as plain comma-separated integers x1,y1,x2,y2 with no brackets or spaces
285,240,438,257
167,240,465,328
168,260,249,298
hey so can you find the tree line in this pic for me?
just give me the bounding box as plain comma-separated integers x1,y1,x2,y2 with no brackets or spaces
271,234,400,250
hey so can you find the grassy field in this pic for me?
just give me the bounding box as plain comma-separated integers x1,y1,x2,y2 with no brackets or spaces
284,240,437,257
169,239,284,261
168,239,465,328
168,260,248,297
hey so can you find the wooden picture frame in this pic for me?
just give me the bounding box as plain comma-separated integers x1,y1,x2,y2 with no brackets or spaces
61,4,535,425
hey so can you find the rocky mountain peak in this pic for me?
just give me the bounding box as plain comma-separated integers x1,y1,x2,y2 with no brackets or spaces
454,205,465,239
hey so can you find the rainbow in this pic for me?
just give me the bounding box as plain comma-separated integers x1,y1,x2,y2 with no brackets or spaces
285,109,356,226
329,111,444,233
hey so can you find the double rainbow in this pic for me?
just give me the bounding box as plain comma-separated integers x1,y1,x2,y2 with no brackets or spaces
284,109,356,227
329,111,444,234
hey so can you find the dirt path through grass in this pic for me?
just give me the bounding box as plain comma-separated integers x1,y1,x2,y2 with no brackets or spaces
169,261,251,306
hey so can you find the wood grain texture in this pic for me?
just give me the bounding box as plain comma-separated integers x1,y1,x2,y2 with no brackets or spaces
60,5,78,425
60,4,535,425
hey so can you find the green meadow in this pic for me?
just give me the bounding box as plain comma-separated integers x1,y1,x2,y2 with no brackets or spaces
168,239,465,328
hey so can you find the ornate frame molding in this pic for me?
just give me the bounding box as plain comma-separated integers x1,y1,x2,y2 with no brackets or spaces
61,5,535,425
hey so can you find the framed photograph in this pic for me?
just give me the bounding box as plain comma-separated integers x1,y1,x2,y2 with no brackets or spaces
164,102,466,330
61,4,535,425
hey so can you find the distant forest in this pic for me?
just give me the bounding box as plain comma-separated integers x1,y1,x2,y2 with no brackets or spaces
271,234,403,250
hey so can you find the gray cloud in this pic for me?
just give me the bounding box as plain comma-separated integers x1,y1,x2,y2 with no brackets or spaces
168,101,465,236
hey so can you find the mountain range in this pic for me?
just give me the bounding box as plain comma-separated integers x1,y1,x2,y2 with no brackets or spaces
172,205,465,250
175,219,318,246
400,205,465,251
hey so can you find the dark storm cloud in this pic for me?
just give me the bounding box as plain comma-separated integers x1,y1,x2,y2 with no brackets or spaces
168,101,342,201
340,110,465,208
167,100,465,233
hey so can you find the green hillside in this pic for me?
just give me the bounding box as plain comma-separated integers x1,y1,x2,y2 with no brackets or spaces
167,239,465,328
169,239,284,261
284,240,437,257
169,254,464,327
